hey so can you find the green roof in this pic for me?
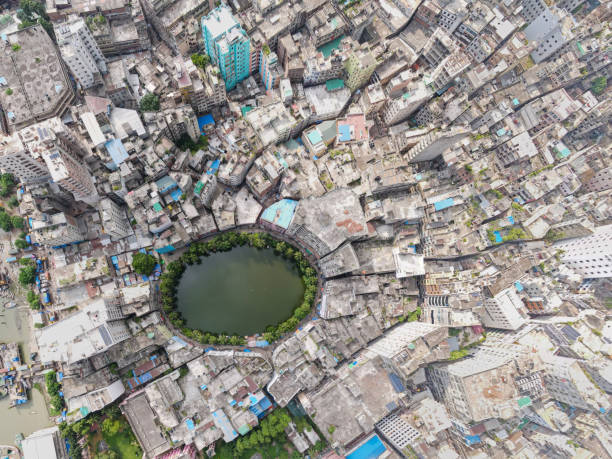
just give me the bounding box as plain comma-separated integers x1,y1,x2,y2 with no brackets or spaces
152,202,163,212
238,424,251,435
194,181,204,194
517,396,532,408
307,129,323,145
241,106,253,117
576,41,585,56
326,79,345,91
317,35,344,58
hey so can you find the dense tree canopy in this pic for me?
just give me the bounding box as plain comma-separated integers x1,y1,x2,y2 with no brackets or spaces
131,252,157,276
139,93,160,112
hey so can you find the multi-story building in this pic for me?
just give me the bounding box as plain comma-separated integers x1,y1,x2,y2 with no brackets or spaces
344,44,377,92
0,25,74,131
54,16,107,89
160,106,200,143
42,143,99,206
177,61,226,114
99,198,133,240
0,132,51,184
260,51,281,91
427,346,524,422
30,212,85,247
21,427,69,459
201,5,251,90
554,224,612,278
524,8,572,64
404,127,468,162
541,354,610,412
382,81,430,126
482,287,527,330
36,296,131,365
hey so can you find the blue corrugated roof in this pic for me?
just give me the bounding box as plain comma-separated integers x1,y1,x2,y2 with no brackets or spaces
198,114,215,132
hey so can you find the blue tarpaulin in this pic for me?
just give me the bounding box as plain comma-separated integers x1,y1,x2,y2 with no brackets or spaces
465,435,481,445
507,216,515,224
198,114,215,132
434,198,454,211
515,281,523,292
105,138,129,167
338,124,351,142
494,231,503,243
186,419,195,430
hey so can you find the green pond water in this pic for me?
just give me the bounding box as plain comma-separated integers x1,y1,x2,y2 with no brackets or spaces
176,246,305,336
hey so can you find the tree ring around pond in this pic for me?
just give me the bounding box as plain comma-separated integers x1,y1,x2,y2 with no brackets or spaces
159,231,319,346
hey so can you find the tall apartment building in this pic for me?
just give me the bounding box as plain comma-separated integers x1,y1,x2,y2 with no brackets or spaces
481,287,526,330
405,127,468,162
177,60,226,113
30,212,85,247
55,16,107,89
42,144,99,206
0,133,51,184
426,346,523,422
554,224,612,278
541,355,610,412
99,198,133,240
382,81,431,126
201,5,251,90
344,45,377,92
260,51,281,91
161,105,200,143
524,8,571,63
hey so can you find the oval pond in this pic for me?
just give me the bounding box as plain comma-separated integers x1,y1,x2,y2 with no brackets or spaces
176,246,305,336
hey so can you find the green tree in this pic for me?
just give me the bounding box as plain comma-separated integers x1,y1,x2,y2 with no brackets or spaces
190,53,210,69
131,252,157,275
8,196,19,208
19,265,36,285
0,211,12,231
139,93,160,112
27,290,41,310
101,418,122,436
11,216,24,229
14,239,28,249
591,76,607,95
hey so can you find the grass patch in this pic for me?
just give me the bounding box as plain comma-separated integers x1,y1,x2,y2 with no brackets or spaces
104,427,142,459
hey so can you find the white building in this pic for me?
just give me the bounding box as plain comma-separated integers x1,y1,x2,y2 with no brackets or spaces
405,127,468,163
554,224,612,278
55,16,107,89
0,132,51,184
426,346,523,422
99,198,133,240
382,81,430,126
21,426,68,459
30,212,85,247
36,297,130,365
524,8,571,64
541,354,610,412
481,287,526,330
43,144,99,205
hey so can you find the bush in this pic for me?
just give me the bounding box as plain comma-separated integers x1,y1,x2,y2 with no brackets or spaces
131,252,157,276
27,289,41,310
139,93,160,112
8,196,18,208
5,88,13,95
0,212,11,232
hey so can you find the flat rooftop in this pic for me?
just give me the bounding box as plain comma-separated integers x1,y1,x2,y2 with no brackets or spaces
0,25,73,130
